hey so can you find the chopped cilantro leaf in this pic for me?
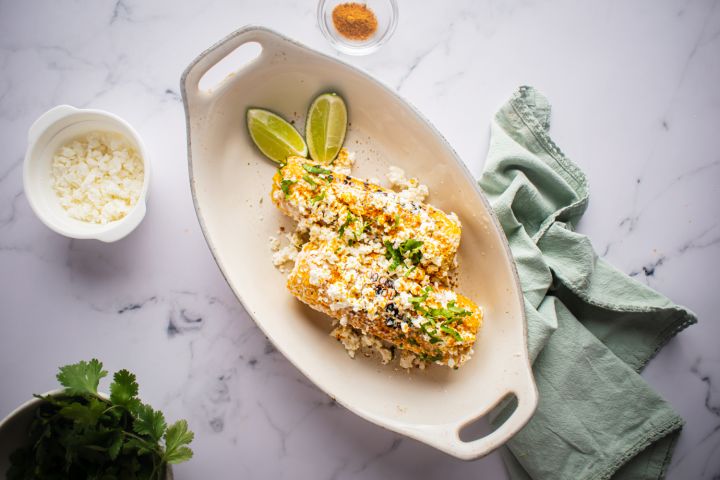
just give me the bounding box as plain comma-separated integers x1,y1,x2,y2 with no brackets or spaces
403,266,416,278
384,241,403,271
440,325,463,342
302,175,318,189
302,164,332,175
280,179,296,197
420,321,440,341
384,238,423,273
410,286,432,308
310,190,326,204
398,238,423,265
419,352,443,362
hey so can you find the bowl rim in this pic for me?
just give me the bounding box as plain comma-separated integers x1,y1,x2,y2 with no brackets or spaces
22,104,151,242
0,389,65,432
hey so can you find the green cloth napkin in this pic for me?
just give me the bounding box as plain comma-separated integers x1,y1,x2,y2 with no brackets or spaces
480,86,697,480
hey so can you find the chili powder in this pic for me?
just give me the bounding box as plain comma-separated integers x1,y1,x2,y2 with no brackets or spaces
332,3,378,41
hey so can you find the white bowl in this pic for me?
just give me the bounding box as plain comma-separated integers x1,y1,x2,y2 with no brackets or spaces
0,390,173,479
181,26,537,460
23,105,150,242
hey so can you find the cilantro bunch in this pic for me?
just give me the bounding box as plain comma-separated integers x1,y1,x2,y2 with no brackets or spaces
7,359,193,480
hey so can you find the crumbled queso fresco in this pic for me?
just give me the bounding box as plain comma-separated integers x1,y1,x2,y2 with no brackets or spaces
52,131,144,224
268,151,441,369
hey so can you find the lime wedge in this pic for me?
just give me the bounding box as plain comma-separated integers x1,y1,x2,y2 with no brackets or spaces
247,109,307,164
306,93,348,164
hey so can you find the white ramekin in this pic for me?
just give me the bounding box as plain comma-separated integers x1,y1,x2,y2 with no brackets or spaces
23,105,150,242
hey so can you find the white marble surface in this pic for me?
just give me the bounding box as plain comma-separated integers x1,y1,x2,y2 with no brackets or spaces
1,0,719,478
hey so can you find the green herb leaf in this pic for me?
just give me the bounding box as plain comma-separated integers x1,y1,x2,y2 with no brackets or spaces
310,190,326,205
419,352,443,362
133,404,167,444
59,398,105,426
410,286,432,308
124,437,154,456
280,179,296,197
385,239,423,273
428,301,472,326
110,369,139,408
338,212,356,237
420,321,440,341
56,359,107,396
398,239,423,265
108,433,123,460
302,163,332,175
302,174,318,189
384,241,403,271
163,420,195,464
440,325,463,342
399,238,423,253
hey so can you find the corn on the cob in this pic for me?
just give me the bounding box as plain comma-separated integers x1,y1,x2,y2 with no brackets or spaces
271,156,461,278
287,235,482,367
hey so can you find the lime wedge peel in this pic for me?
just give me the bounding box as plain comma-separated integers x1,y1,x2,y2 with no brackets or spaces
306,93,348,164
247,108,308,164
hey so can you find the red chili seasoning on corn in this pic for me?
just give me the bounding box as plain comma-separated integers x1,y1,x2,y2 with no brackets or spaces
332,3,378,41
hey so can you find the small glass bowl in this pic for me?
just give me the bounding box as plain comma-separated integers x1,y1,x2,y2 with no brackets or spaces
317,0,398,56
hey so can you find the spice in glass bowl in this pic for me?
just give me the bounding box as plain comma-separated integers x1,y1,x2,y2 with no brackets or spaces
332,2,378,41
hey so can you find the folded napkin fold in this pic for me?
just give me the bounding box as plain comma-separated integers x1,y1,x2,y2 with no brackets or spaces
480,87,697,480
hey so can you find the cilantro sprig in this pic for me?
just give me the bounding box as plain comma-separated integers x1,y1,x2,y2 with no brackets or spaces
7,359,194,480
384,238,424,272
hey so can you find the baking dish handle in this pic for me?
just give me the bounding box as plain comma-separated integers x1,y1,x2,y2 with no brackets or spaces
181,25,283,103
405,368,538,460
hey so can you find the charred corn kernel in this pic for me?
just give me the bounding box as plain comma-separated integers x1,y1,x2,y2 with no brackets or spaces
287,236,482,367
271,156,461,278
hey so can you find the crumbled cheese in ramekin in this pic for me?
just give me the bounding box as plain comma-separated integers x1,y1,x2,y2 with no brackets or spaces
52,131,144,224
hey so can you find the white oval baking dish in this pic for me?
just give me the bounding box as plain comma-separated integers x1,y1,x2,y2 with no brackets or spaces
181,26,537,460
